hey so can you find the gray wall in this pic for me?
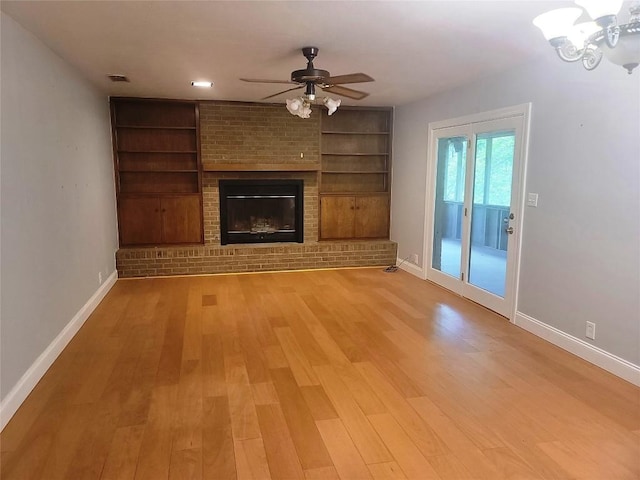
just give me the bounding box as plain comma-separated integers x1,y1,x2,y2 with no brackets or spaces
391,54,640,365
1,13,118,400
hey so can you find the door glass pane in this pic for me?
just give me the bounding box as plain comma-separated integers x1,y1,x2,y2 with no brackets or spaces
468,131,515,297
432,136,466,277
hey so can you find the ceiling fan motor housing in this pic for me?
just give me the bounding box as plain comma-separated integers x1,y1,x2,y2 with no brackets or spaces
291,46,330,84
291,68,330,83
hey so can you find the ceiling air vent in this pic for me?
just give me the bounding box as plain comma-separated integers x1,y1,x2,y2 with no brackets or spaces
107,74,130,83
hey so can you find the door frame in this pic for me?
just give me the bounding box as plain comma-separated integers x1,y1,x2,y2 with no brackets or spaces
422,103,532,322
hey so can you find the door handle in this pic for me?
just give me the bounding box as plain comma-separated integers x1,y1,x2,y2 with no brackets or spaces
505,226,514,234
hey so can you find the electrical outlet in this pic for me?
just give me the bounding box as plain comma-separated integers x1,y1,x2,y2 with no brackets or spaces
410,253,419,264
98,271,103,285
586,321,596,340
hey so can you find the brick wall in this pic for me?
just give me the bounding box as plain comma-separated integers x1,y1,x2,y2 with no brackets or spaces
199,101,320,165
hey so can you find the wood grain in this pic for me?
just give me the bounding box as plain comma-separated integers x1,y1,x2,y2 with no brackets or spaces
1,268,638,480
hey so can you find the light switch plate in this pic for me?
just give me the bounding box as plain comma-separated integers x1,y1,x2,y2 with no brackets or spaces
527,193,539,207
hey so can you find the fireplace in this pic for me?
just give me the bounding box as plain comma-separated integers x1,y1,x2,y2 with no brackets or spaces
219,179,304,245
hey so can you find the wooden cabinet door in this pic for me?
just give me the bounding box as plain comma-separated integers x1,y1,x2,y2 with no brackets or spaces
161,195,202,244
118,197,162,245
320,196,355,239
355,195,390,238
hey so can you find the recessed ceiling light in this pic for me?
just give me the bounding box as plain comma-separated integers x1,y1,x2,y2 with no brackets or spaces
107,74,130,82
191,81,213,88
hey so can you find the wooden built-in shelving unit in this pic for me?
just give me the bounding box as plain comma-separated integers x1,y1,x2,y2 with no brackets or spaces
111,98,204,246
319,108,392,240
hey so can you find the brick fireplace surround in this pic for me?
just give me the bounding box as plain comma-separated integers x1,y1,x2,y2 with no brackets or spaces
115,101,397,278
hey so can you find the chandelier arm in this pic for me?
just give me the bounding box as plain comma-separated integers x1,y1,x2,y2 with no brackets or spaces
604,24,620,48
553,39,585,63
581,47,604,71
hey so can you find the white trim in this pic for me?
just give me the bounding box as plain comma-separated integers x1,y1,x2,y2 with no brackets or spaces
515,312,640,387
510,104,532,324
0,271,118,430
429,103,531,131
397,258,424,278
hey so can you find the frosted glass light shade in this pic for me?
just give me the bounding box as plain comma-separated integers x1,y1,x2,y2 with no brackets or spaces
286,98,303,114
601,34,640,72
533,8,583,40
575,0,623,20
567,21,600,47
323,97,341,116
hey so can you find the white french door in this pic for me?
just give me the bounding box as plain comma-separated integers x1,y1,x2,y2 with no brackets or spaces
425,105,530,318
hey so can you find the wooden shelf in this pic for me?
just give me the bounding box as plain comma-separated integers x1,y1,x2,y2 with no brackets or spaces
118,150,197,154
320,191,390,196
119,169,199,173
323,170,388,174
321,131,390,135
116,125,196,130
203,162,320,172
321,153,389,156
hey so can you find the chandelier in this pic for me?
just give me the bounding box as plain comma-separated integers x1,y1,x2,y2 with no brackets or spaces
533,0,640,74
285,82,341,118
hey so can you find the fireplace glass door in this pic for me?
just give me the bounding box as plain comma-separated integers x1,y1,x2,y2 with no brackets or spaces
219,180,304,244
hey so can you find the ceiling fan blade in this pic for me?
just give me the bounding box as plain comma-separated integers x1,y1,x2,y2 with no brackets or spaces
321,85,369,100
326,73,374,85
261,85,303,100
240,78,296,84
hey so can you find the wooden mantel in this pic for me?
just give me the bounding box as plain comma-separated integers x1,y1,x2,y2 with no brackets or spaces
202,162,320,172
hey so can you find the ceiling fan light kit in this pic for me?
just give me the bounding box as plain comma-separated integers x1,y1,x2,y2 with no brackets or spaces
533,0,640,73
240,46,374,118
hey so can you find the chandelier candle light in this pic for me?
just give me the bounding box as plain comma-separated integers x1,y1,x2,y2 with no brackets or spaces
533,0,640,73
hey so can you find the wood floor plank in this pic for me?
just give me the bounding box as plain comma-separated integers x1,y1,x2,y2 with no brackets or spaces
255,403,305,479
355,362,449,458
426,454,480,480
134,385,177,480
169,447,202,480
96,424,145,480
368,413,440,479
251,381,280,405
300,385,339,421
316,418,373,480
275,327,320,386
225,353,262,441
202,333,226,397
367,461,408,479
202,396,237,479
304,465,341,480
235,437,272,480
270,368,334,469
314,365,393,464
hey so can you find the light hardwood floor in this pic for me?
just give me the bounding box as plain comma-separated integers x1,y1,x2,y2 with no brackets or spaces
1,268,638,479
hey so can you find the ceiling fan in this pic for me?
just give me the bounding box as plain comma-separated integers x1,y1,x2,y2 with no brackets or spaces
240,46,374,101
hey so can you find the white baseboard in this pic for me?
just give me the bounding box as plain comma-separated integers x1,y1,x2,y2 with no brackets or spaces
397,258,424,278
515,312,640,387
0,271,118,431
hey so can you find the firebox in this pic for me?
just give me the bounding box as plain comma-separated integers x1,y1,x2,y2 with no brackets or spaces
219,179,304,245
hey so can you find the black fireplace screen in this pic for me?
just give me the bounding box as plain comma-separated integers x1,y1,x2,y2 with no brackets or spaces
219,180,304,245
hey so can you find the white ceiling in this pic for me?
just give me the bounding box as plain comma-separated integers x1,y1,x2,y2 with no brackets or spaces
1,0,574,107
